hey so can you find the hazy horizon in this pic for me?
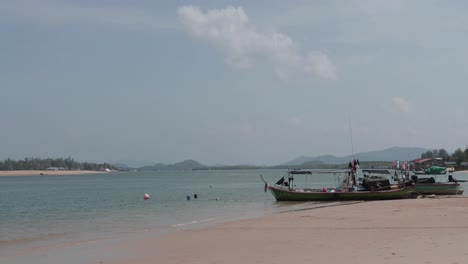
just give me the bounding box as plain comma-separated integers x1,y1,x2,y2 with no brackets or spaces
2,1,467,166
0,145,438,168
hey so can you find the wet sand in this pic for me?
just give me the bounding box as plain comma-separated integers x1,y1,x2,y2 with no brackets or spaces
106,197,468,264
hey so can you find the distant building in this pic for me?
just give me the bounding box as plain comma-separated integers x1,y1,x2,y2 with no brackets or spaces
410,158,445,171
410,158,432,171
45,167,59,171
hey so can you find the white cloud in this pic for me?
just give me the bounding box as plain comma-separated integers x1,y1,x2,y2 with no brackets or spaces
177,5,337,80
391,97,411,112
306,52,337,80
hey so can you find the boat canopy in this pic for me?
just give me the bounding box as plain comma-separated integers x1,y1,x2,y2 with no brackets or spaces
362,169,391,175
288,169,348,175
424,166,447,174
410,158,433,164
289,170,312,175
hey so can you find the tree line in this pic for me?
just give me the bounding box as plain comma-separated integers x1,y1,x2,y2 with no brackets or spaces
0,157,117,171
421,147,468,164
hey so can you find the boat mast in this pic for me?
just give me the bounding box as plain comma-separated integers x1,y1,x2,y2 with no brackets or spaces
348,118,356,187
349,118,355,160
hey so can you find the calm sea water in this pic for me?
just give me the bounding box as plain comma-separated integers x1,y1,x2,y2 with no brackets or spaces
1,169,467,263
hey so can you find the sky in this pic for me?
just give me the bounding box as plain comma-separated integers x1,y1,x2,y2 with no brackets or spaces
1,0,468,166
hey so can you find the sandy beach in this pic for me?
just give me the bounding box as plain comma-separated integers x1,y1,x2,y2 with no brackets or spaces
0,170,108,176
104,197,468,264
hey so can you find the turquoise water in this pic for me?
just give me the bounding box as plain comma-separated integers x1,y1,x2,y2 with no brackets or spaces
1,169,467,263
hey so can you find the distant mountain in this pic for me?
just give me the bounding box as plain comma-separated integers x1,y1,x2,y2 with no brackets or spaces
131,146,430,170
345,147,430,163
140,160,206,171
283,155,338,166
283,156,311,166
167,160,206,170
152,163,167,170
300,160,325,166
284,147,430,165
109,159,156,168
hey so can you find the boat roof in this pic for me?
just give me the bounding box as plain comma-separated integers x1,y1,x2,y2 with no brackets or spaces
362,169,391,174
410,158,433,164
289,170,312,174
288,169,348,175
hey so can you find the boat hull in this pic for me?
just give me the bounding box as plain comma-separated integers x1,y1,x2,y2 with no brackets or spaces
413,183,464,195
267,186,416,201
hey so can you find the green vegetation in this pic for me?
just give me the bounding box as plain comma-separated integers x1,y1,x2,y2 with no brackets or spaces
0,157,117,171
420,147,468,164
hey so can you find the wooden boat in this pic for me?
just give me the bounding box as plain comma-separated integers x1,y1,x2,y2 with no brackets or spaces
392,169,463,195
261,167,415,202
411,175,464,195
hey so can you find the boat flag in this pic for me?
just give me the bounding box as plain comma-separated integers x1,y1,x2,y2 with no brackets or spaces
401,162,407,170
349,159,359,172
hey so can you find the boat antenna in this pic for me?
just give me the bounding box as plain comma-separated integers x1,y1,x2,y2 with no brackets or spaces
349,118,355,159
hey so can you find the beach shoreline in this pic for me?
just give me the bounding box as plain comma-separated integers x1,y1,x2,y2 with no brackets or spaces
105,197,468,264
0,170,109,177
2,197,468,264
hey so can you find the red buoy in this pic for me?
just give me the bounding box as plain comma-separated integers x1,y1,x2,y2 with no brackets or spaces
144,193,150,200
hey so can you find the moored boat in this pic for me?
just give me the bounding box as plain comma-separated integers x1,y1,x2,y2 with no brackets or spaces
261,164,415,202
411,175,464,195
264,182,416,201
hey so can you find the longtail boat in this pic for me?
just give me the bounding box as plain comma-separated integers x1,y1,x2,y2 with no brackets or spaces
411,175,464,195
261,165,415,202
388,168,463,195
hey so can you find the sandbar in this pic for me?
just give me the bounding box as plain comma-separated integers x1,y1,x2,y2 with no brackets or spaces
0,170,108,177
106,197,468,264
